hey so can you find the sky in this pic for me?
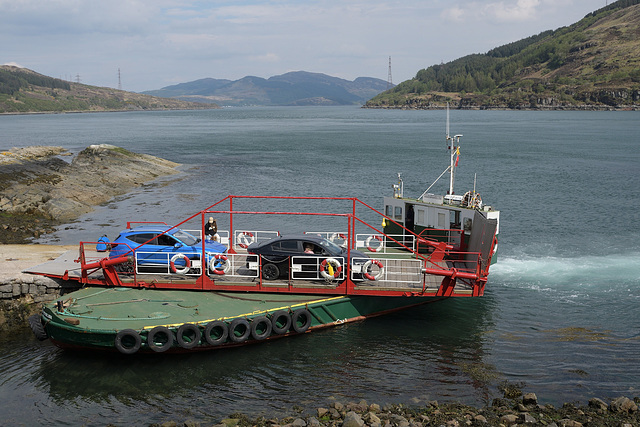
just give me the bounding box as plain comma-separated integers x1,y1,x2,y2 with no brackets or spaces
1,0,610,93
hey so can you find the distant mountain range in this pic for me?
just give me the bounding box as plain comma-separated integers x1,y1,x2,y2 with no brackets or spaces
142,71,391,106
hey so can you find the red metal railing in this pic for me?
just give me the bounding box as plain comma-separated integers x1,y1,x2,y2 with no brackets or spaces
77,195,495,297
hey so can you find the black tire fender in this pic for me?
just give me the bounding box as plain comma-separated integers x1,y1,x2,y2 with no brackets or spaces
147,326,174,352
176,323,201,349
250,316,272,340
228,318,251,343
204,320,229,346
115,329,141,355
270,310,292,335
28,314,48,341
291,308,312,333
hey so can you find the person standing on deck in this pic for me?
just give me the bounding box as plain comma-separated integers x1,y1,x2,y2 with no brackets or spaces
205,217,219,241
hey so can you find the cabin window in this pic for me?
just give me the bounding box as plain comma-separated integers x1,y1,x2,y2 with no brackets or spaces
437,213,446,228
464,218,473,231
385,205,393,217
417,209,425,225
394,206,403,220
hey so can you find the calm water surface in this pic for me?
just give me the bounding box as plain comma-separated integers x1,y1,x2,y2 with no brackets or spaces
0,107,639,426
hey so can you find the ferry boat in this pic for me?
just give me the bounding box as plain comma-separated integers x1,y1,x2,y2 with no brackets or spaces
26,114,499,355
382,108,500,264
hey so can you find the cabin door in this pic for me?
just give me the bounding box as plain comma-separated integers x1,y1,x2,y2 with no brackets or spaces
404,204,415,246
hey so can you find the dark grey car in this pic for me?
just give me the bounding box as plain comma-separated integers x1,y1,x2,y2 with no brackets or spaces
247,234,369,280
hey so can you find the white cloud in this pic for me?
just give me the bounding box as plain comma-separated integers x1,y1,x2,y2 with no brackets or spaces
0,0,608,91
484,0,541,22
441,6,466,22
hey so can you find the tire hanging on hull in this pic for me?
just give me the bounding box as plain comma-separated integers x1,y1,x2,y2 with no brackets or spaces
291,308,312,333
115,329,142,355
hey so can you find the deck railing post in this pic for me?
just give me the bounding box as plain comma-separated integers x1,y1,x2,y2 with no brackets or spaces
201,211,206,281
229,196,235,254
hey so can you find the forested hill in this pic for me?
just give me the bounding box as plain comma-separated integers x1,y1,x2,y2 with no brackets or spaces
0,66,219,114
366,0,640,110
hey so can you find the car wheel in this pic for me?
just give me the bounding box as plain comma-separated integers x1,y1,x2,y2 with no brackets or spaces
262,263,280,280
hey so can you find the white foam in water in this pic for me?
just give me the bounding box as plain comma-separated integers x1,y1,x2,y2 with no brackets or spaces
490,252,640,289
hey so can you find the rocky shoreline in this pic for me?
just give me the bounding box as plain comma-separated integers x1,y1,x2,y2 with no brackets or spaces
0,144,181,326
149,393,639,427
0,144,180,243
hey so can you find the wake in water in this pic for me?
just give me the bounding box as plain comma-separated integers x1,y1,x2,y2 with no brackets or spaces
490,252,640,289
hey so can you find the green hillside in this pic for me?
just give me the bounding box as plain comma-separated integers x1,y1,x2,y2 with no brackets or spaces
366,0,640,110
0,66,219,114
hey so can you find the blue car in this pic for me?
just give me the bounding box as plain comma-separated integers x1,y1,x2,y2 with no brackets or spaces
107,225,227,273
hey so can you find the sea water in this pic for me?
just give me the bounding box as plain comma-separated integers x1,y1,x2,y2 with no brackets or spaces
0,107,639,425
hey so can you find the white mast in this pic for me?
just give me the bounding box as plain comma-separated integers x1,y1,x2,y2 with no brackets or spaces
417,103,463,200
445,103,462,195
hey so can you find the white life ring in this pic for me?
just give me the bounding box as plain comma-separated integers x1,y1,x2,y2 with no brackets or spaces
170,253,191,274
330,232,346,243
210,254,229,275
320,257,342,280
237,231,256,248
362,259,384,281
365,235,384,252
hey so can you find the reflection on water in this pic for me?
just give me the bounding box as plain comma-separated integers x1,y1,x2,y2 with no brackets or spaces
1,297,496,425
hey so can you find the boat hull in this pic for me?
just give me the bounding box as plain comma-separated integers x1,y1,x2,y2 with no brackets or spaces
39,287,445,354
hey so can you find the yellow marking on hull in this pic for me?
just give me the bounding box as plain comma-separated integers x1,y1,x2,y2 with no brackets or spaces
140,295,348,330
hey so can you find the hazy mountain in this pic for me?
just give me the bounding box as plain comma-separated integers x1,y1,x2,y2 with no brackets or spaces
142,71,391,106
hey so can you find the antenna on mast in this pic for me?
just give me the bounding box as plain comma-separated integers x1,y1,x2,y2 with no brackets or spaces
445,103,462,195
446,103,450,139
417,103,462,200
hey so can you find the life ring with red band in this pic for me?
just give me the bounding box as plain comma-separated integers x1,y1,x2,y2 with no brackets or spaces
362,259,384,281
170,253,191,274
210,254,229,275
365,235,384,252
330,232,347,243
320,257,342,280
237,231,255,248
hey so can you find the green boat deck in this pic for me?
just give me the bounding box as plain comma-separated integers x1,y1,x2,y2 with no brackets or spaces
40,286,444,354
49,287,327,332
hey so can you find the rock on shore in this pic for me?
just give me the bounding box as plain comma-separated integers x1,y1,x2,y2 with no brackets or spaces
0,144,180,243
151,393,640,427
